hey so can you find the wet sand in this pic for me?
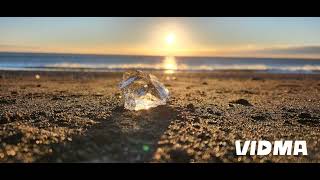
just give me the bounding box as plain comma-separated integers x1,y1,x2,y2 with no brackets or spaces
0,70,320,163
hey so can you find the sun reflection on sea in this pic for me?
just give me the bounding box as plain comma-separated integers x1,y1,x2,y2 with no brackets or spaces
162,56,177,74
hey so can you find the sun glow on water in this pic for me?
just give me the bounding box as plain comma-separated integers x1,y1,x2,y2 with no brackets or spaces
162,56,177,74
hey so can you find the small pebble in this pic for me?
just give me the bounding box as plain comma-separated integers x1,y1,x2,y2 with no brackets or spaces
35,74,40,80
186,103,195,112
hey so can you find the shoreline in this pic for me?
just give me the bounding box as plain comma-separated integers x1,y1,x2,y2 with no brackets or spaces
0,68,320,75
1,69,320,79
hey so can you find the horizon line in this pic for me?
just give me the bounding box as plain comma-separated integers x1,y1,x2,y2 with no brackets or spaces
1,51,320,61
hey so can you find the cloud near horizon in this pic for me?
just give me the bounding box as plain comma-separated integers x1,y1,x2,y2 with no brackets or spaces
1,44,320,59
254,46,320,55
0,44,41,52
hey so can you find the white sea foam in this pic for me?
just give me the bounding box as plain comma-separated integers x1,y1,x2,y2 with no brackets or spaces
43,62,320,73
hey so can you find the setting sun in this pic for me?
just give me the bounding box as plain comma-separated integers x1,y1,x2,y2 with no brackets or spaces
165,33,175,46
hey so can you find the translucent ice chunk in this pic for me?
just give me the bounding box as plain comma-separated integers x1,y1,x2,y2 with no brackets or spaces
119,70,169,111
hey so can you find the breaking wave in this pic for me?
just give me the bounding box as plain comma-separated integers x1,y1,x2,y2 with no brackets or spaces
41,62,320,73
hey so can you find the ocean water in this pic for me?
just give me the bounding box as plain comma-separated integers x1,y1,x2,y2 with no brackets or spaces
1,52,320,74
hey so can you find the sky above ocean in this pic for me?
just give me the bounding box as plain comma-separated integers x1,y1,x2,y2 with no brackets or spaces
1,17,320,58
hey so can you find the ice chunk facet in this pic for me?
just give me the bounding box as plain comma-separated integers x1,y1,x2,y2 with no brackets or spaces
119,70,169,111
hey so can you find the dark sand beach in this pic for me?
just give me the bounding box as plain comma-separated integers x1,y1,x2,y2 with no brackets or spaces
0,70,320,163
